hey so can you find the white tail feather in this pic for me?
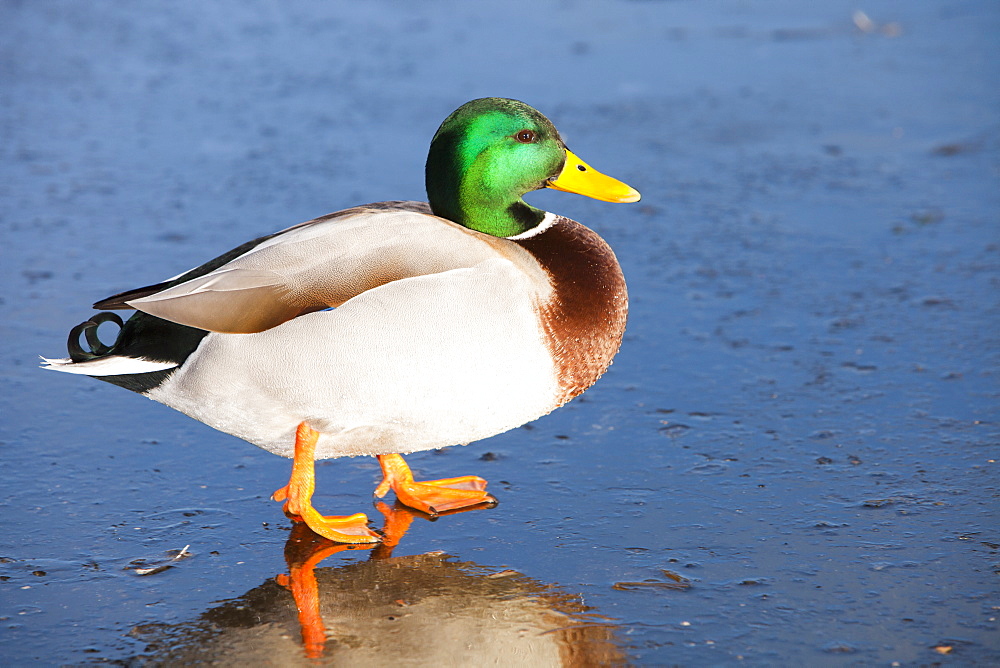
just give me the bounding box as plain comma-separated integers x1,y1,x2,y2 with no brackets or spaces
40,355,177,376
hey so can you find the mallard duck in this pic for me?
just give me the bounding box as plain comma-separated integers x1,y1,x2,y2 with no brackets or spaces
43,98,640,543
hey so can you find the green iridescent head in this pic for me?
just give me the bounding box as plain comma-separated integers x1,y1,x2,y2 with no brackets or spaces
425,98,639,238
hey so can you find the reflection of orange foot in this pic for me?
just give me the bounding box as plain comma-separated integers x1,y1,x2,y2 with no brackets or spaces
374,453,497,517
277,523,376,658
273,423,381,544
371,501,419,553
275,563,326,659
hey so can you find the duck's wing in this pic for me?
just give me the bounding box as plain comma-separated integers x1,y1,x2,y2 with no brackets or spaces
92,229,291,310
98,201,533,334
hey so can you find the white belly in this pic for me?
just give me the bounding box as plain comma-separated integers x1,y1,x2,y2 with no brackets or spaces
147,259,559,459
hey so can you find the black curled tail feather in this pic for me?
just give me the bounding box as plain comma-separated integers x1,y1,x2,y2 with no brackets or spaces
68,312,125,362
63,310,209,394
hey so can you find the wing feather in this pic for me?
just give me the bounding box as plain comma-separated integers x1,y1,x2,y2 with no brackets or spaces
110,202,536,334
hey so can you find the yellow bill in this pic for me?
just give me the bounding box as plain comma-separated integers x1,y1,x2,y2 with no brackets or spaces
546,149,641,203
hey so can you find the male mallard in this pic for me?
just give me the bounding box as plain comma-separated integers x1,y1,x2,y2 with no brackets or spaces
43,98,640,543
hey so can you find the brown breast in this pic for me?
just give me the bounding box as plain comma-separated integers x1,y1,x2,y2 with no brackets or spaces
514,218,628,405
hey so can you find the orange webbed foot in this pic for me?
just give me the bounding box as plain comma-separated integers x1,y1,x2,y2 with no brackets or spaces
288,506,379,544
275,423,381,544
374,453,497,517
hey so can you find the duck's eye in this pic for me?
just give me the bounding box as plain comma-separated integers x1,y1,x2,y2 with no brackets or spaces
515,129,537,144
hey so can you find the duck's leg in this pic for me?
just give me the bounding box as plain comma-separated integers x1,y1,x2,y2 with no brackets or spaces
373,453,496,517
272,423,381,544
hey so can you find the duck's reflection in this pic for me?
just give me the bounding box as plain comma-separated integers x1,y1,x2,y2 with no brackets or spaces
133,503,627,666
